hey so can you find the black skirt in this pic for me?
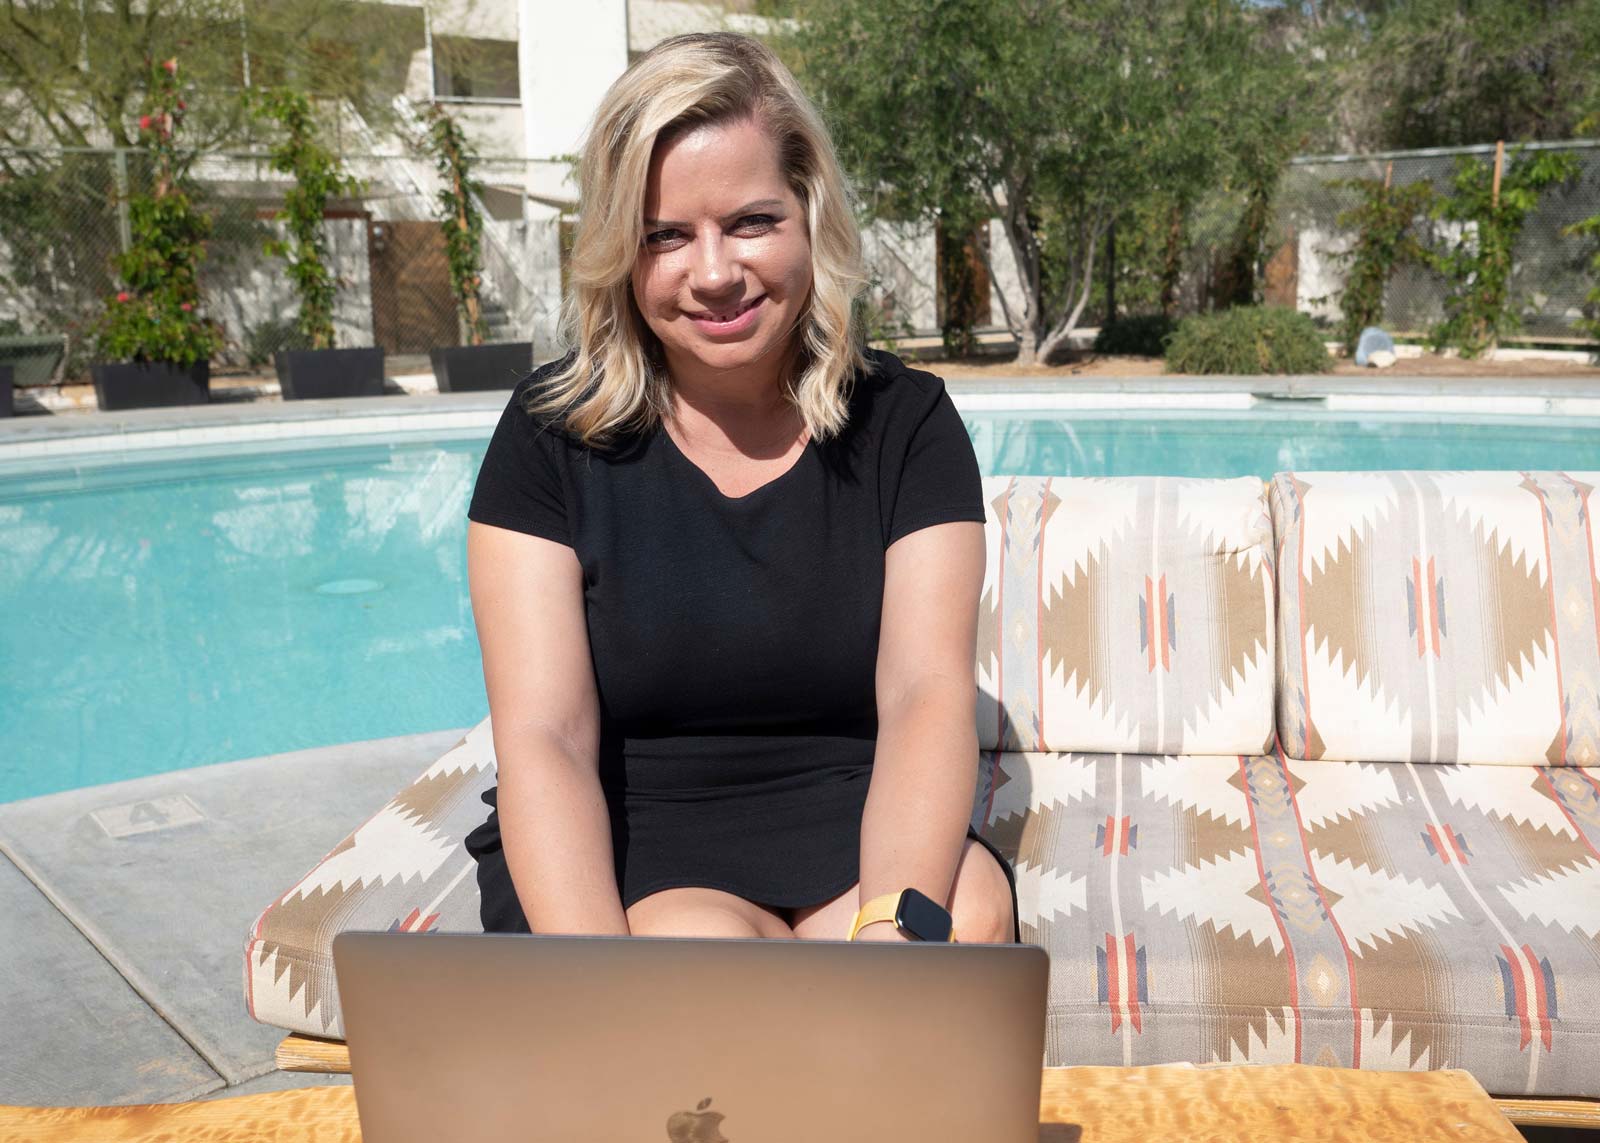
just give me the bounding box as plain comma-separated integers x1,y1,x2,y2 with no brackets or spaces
466,791,1022,943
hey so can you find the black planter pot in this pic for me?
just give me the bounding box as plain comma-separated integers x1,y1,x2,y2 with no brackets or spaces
429,342,534,392
273,347,386,400
90,359,210,411
0,365,13,417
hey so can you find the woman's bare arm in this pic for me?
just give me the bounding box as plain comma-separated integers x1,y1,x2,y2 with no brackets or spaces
858,520,986,925
467,520,629,935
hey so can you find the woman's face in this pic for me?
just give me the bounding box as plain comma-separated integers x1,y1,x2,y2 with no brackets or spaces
631,114,813,386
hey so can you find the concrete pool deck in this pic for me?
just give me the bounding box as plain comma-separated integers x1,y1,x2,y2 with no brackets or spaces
0,728,464,1107
5,372,1600,1109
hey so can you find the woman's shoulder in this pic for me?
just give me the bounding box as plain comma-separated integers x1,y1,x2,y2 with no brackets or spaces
850,346,956,427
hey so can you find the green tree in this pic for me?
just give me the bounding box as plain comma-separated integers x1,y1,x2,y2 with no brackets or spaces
0,0,432,162
776,0,1313,365
251,86,365,351
1298,0,1600,153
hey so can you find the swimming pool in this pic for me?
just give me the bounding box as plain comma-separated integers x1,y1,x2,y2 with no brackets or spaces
4,402,1600,803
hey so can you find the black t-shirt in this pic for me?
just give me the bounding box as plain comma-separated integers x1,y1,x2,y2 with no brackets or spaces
465,346,985,910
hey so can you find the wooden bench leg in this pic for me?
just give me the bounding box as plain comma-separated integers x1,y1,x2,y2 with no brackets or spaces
276,1033,351,1074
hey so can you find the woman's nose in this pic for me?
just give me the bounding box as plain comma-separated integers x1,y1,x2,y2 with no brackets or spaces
691,229,740,293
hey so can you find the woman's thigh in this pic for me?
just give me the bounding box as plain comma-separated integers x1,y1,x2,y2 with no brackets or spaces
626,885,797,939
787,838,1014,943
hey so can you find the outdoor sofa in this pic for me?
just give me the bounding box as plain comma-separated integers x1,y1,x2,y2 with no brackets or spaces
246,470,1600,1107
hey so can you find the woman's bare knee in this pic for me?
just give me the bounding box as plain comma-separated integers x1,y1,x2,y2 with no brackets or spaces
626,887,794,939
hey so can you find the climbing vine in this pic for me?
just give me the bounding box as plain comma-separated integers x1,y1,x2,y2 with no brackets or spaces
420,101,487,345
1427,146,1580,358
1327,174,1435,354
251,87,364,351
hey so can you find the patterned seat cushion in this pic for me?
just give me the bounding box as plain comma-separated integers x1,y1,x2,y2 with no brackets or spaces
979,746,1600,1097
978,475,1276,756
1272,471,1600,765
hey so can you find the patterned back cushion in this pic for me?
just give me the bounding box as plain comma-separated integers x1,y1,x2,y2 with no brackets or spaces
977,475,1276,755
245,720,497,1038
1272,471,1600,765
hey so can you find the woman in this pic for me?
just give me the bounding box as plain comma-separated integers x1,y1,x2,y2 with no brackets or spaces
463,30,1019,945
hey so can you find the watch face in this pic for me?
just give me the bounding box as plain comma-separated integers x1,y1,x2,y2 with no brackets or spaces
895,888,954,942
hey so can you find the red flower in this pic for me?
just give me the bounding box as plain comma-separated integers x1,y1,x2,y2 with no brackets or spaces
162,58,178,75
139,115,152,131
177,99,187,111
116,291,131,302
180,302,193,312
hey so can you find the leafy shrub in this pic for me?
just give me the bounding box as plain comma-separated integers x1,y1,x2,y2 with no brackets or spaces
1093,314,1176,357
243,316,311,366
94,56,224,369
1164,306,1331,374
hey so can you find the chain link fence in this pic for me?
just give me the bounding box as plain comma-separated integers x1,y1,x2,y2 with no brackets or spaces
3,138,1596,386
1278,140,1600,343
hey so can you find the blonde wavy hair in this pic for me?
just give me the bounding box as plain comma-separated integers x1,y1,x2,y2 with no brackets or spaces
522,30,870,449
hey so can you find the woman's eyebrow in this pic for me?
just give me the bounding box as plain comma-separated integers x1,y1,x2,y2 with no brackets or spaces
644,198,786,228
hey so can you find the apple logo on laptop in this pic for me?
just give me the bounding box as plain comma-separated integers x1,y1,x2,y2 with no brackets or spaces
666,1096,729,1142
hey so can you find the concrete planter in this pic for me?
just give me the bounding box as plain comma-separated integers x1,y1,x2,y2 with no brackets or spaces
273,347,385,400
428,342,533,392
0,334,67,386
90,360,211,411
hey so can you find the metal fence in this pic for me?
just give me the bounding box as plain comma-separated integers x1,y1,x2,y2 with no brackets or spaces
3,137,1597,384
1278,139,1600,343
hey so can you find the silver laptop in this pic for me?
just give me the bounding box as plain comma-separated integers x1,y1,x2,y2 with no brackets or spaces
332,931,1049,1143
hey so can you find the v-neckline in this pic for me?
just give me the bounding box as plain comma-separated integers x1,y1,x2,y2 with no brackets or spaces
659,421,814,503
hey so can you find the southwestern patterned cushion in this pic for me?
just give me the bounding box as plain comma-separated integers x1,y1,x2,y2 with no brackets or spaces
982,747,1600,1098
977,476,1276,757
243,469,1600,1100
1272,471,1600,765
244,719,496,1038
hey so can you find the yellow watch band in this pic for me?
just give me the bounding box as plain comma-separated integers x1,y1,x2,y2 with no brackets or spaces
847,891,959,942
847,892,901,940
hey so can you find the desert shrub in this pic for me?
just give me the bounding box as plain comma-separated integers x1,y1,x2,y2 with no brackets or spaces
1164,306,1331,374
1093,314,1176,357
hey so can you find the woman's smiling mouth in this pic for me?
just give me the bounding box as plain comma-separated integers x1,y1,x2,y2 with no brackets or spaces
686,295,765,333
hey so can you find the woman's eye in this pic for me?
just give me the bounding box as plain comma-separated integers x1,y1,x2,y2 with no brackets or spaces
643,216,777,247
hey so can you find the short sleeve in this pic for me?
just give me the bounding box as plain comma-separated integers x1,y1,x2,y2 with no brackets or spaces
466,377,572,547
884,373,986,548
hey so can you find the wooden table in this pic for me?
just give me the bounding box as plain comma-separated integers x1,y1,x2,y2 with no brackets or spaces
0,1063,1562,1141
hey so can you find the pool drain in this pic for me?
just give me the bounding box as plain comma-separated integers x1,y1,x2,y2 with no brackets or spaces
314,577,385,595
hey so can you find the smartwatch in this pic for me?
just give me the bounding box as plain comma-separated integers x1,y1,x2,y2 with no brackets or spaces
847,888,956,942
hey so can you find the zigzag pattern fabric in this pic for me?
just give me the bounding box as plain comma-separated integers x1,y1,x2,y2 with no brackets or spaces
244,720,497,1038
977,476,1277,756
1272,471,1600,765
980,748,1600,1097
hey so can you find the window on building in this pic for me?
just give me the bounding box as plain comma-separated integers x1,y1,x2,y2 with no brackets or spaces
432,36,519,101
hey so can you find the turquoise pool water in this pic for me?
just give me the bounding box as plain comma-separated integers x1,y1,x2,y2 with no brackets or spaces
4,405,1600,803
